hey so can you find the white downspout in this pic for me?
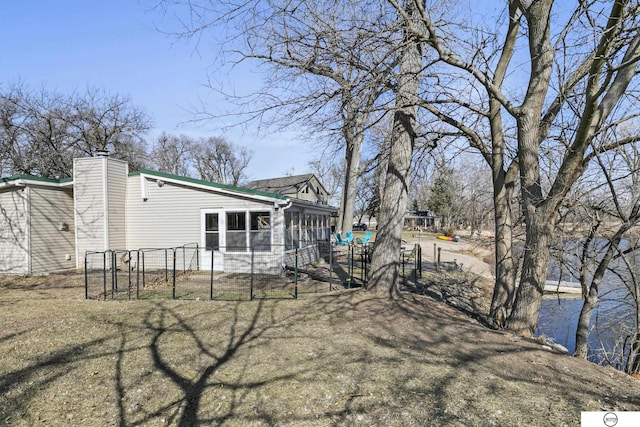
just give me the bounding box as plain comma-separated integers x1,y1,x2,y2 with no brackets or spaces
276,199,293,265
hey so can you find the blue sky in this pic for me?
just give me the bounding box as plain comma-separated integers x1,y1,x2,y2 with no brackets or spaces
1,0,314,180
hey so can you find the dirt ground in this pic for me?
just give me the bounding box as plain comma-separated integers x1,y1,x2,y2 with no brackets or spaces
2,238,640,426
403,230,495,278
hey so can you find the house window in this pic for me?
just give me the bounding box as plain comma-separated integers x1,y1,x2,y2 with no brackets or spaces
226,212,246,251
205,213,219,250
250,211,271,251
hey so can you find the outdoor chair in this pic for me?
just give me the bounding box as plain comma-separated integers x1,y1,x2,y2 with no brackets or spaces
358,231,372,244
334,232,350,245
345,231,354,243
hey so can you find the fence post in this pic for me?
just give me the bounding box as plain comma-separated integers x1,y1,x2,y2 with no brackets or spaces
127,251,132,300
294,246,298,299
172,249,177,300
136,250,140,299
111,251,116,300
402,250,406,286
346,244,352,288
103,251,107,300
84,252,88,299
328,242,334,291
437,247,442,271
164,249,169,282
250,248,255,300
141,250,146,289
360,245,365,285
210,248,214,300
364,244,369,286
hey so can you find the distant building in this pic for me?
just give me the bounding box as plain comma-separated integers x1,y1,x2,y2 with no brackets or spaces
404,210,435,230
247,174,329,205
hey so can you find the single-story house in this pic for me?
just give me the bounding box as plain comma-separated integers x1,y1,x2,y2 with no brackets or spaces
0,153,336,275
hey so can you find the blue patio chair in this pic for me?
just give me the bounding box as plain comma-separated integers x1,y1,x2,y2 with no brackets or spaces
334,232,349,245
345,231,354,243
358,231,372,244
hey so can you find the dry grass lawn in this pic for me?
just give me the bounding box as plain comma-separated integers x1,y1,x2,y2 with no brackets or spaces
1,274,640,426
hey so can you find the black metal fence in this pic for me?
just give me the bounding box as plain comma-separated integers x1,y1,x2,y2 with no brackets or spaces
84,241,425,301
329,242,423,288
85,243,337,301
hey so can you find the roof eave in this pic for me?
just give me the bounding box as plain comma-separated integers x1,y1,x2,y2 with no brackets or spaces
136,170,289,203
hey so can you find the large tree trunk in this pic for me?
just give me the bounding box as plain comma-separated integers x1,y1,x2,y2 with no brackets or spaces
336,117,365,233
484,2,521,327
503,0,555,335
506,113,553,336
489,167,517,327
368,0,423,298
506,211,552,335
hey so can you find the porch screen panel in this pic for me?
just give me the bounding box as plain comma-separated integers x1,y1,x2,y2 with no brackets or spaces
250,211,271,251
306,214,313,242
292,211,300,248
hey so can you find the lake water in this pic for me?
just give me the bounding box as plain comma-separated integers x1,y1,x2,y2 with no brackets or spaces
536,274,636,367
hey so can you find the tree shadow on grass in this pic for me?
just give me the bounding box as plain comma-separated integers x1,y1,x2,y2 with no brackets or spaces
2,286,640,426
0,335,116,424
113,300,309,426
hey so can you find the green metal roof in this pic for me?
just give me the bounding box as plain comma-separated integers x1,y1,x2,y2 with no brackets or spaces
0,174,70,184
0,169,331,206
130,169,289,200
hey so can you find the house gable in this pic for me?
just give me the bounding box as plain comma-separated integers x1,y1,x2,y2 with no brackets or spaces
246,173,329,204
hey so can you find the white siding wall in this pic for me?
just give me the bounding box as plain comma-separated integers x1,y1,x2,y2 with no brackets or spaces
126,176,278,249
0,188,29,274
74,156,128,267
107,160,127,249
30,187,76,273
74,157,107,263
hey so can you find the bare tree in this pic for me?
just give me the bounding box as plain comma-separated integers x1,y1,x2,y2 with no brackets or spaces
559,142,640,365
190,136,251,186
149,132,193,176
506,0,640,335
67,87,150,171
0,84,151,178
159,0,401,233
387,0,522,326
368,0,427,297
390,0,640,333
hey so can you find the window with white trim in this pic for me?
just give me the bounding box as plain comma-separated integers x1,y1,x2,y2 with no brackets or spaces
204,213,220,250
226,211,246,251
